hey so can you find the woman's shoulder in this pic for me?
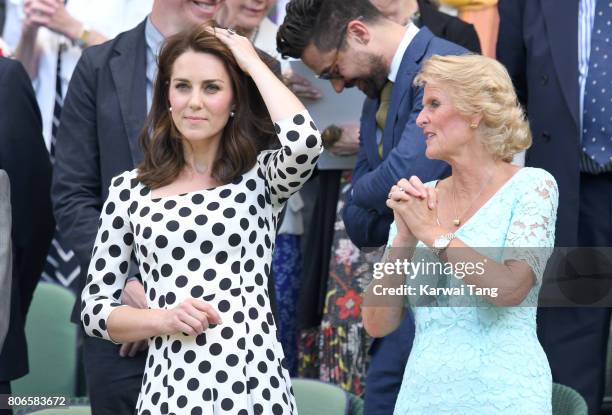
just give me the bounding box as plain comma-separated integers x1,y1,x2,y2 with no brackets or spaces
514,167,558,192
109,169,139,190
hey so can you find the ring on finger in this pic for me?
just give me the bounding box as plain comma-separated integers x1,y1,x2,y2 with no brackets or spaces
227,27,236,36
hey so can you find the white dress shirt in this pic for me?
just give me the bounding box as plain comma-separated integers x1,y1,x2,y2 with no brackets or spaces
3,0,152,151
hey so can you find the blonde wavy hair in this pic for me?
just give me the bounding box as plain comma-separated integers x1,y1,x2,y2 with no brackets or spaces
413,54,531,162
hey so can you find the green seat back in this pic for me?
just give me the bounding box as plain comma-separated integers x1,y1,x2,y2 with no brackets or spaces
11,283,77,397
292,378,351,415
21,405,90,415
552,382,588,415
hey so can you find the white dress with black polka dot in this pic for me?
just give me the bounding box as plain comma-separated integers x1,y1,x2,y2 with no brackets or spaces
81,111,322,415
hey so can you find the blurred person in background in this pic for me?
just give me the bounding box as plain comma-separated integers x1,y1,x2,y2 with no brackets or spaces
51,1,225,413
3,0,152,294
0,0,8,56
371,0,480,53
280,0,479,406
497,0,612,413
0,56,54,415
0,169,9,358
438,0,498,57
277,1,467,413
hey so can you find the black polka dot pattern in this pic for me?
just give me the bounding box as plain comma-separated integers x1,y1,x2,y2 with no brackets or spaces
81,111,318,414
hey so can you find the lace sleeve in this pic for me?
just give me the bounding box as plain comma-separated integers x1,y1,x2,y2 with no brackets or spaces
502,170,559,282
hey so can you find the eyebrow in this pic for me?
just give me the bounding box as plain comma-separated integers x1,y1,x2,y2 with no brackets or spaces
172,78,226,83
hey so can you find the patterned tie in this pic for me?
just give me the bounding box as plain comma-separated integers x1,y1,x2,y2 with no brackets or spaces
376,81,394,158
43,4,82,292
582,0,612,166
50,42,64,161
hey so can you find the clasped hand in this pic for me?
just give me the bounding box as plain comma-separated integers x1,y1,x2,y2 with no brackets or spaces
386,176,439,243
23,0,77,38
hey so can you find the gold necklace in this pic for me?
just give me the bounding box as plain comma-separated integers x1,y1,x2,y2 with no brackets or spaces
450,172,494,227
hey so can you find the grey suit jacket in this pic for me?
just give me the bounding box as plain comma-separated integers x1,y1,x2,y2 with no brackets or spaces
0,170,11,354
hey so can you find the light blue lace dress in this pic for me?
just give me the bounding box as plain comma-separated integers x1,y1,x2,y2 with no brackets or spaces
390,167,558,415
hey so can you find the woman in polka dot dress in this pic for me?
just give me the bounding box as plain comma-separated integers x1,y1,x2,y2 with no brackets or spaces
80,23,322,415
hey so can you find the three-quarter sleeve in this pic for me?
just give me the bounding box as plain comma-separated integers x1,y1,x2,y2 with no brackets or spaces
81,171,134,343
257,110,322,209
502,169,559,283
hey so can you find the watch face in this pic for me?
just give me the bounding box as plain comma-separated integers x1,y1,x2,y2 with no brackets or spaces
433,236,445,249
433,235,451,250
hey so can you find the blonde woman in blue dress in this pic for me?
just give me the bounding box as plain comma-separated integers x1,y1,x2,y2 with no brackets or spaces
363,54,558,414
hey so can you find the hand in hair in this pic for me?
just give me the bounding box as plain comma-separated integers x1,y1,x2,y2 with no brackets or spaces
208,27,265,76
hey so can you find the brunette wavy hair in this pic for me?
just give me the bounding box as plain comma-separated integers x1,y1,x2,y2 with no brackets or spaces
137,22,276,188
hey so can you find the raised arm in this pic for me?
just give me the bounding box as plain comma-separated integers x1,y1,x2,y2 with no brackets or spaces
212,27,323,208
212,27,306,121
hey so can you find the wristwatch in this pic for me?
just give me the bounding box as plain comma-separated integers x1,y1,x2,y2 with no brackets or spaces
430,233,456,256
74,25,91,49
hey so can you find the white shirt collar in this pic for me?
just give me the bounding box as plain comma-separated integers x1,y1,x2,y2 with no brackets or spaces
388,22,419,83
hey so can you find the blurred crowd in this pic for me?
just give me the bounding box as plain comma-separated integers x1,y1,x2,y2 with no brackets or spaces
0,0,611,414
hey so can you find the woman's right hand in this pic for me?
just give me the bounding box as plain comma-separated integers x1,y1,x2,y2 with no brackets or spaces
210,27,264,76
160,299,222,336
387,184,417,245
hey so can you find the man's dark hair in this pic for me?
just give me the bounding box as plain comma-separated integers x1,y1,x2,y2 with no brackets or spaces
277,0,384,59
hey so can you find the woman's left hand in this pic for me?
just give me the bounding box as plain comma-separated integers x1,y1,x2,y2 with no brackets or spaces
209,27,263,76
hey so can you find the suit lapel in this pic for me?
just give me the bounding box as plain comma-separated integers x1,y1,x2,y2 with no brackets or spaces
362,98,381,167
109,19,148,165
541,0,579,130
382,27,432,157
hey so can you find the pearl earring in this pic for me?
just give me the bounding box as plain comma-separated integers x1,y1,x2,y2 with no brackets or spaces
230,109,235,118
169,107,173,112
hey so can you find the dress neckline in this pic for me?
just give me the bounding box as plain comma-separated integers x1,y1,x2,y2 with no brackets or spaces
149,184,223,202
434,167,526,233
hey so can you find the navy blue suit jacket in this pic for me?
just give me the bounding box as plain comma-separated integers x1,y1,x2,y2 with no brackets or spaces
342,27,465,248
497,0,580,247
